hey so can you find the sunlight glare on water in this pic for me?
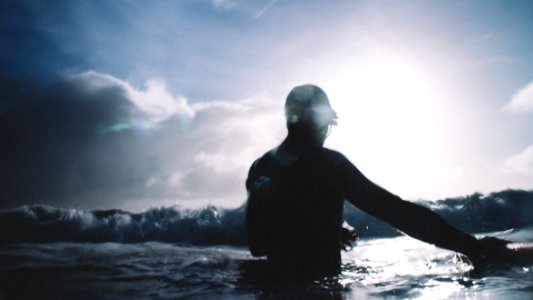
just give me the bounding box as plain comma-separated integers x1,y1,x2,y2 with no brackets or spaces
341,236,477,299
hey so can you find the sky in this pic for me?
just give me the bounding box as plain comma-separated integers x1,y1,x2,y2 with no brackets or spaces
1,0,533,211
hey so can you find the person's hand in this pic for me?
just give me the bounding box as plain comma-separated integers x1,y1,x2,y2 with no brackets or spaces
469,236,513,269
341,223,358,251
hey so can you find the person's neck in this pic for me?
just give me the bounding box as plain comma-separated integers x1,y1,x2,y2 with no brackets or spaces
283,132,323,152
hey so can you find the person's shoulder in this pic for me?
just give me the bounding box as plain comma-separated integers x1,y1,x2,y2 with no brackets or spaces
319,148,357,173
247,148,277,189
250,148,278,170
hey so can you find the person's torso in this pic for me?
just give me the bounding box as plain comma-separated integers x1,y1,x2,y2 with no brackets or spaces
250,146,345,273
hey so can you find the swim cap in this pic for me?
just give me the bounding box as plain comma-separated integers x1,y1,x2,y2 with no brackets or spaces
285,84,337,127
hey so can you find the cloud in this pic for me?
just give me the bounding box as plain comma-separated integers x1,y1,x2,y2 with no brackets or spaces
158,96,285,202
503,144,533,175
503,81,533,113
0,72,284,211
68,72,194,123
212,0,238,10
211,0,278,18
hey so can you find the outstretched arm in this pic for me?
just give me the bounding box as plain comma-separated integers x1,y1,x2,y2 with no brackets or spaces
338,156,510,267
348,183,482,258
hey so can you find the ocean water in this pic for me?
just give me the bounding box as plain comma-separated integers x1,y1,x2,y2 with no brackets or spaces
1,190,532,299
1,234,532,299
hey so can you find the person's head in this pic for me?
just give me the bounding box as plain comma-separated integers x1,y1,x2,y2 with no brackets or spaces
285,84,337,146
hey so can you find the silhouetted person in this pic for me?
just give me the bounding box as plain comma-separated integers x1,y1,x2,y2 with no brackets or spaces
245,84,510,279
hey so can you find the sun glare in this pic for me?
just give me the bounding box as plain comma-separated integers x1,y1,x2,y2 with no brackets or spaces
324,56,450,199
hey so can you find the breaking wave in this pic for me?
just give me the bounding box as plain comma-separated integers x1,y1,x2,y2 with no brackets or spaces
1,189,532,245
0,205,247,245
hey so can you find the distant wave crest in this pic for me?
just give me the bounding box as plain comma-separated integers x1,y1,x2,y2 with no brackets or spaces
344,189,533,237
0,205,247,245
1,189,532,245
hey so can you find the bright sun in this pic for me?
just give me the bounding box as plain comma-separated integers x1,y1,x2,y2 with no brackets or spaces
323,56,454,200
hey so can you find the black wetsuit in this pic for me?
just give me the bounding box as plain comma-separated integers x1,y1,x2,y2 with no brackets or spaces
246,145,347,276
246,140,483,278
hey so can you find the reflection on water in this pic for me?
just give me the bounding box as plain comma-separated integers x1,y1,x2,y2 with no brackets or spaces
337,235,532,299
237,233,532,299
0,231,532,299
338,237,474,299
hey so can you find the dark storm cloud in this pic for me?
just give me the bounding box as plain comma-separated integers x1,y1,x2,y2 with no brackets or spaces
1,75,151,208
0,72,283,210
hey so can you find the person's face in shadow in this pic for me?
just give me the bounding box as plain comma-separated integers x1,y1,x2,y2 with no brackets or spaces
315,124,331,146
308,106,335,146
